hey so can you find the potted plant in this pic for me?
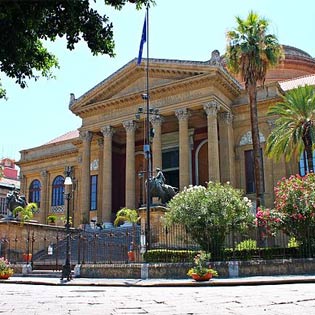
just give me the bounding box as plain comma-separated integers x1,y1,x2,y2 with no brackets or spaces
0,257,14,279
114,208,140,262
13,203,38,265
47,214,57,225
187,251,218,281
13,202,38,223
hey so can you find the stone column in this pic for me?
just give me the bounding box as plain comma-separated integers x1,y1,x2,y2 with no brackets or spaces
97,138,104,224
40,170,48,224
150,115,163,172
219,112,235,185
79,130,92,224
123,120,137,209
175,108,190,190
101,126,115,223
204,101,220,182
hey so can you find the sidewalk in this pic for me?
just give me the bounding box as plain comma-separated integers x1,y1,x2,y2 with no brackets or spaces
2,274,315,287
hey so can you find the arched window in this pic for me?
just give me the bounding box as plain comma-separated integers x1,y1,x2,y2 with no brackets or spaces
29,179,41,206
52,175,65,206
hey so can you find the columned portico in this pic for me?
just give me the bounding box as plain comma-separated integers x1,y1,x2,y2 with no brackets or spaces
123,120,137,209
175,108,190,190
79,130,92,224
204,101,220,182
101,125,114,222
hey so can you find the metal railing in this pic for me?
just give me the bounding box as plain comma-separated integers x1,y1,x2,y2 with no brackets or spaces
1,224,315,267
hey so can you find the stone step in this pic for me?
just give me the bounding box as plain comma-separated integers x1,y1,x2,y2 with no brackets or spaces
18,270,62,278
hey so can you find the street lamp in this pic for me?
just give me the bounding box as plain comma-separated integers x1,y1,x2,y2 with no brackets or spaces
61,169,72,281
136,94,160,251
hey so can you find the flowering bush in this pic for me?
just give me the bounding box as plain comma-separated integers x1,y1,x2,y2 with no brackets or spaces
255,206,282,238
273,173,315,245
166,182,254,256
187,251,218,277
256,173,315,247
0,257,14,278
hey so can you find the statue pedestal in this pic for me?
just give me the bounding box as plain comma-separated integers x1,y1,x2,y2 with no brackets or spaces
138,205,169,246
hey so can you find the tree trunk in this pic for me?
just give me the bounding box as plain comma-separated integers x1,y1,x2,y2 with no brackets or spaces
248,83,264,209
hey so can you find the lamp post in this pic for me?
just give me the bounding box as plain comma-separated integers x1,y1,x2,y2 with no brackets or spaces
61,171,72,281
136,95,159,251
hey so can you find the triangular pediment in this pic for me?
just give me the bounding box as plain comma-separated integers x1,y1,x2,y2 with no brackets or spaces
70,58,224,115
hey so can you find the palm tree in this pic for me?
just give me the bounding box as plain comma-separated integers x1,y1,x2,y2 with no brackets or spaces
266,85,315,173
225,11,283,208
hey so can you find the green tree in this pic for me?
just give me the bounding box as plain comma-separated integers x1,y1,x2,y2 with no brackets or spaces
0,0,152,99
225,11,283,208
266,85,315,173
165,183,254,257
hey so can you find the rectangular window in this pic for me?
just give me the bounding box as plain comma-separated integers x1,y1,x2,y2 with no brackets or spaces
299,150,315,176
90,175,98,211
0,197,7,216
162,148,179,189
244,149,264,194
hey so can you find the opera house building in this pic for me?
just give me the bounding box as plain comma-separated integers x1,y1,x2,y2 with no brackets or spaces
17,46,315,227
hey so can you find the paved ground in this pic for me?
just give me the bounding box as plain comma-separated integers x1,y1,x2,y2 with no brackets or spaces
1,275,315,314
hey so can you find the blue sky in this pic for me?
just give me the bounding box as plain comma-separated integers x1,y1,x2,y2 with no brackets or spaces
1,0,314,161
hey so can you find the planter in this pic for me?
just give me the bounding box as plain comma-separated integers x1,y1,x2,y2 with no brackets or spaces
128,251,135,262
191,272,213,281
23,253,32,262
0,274,11,279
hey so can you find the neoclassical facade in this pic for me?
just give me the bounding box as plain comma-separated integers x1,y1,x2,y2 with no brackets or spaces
17,45,315,227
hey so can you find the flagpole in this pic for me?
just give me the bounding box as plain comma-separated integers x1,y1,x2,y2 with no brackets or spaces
145,4,151,250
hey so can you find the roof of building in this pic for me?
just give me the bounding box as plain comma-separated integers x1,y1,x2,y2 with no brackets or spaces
45,129,80,145
279,74,315,91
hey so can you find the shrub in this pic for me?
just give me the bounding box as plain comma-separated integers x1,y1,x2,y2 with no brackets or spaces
144,249,197,263
165,182,254,256
236,239,257,251
258,173,315,250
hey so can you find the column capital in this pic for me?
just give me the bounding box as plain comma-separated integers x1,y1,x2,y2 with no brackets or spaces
175,108,190,120
203,100,220,116
79,130,93,142
101,125,115,138
219,111,233,125
150,115,163,126
123,120,137,133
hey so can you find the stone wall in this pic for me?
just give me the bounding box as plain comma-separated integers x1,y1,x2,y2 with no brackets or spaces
79,258,315,279
0,220,67,259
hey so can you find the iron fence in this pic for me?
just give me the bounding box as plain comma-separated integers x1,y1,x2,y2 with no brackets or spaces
1,223,315,268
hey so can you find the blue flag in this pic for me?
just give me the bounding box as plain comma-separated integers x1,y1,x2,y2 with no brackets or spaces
137,15,147,65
